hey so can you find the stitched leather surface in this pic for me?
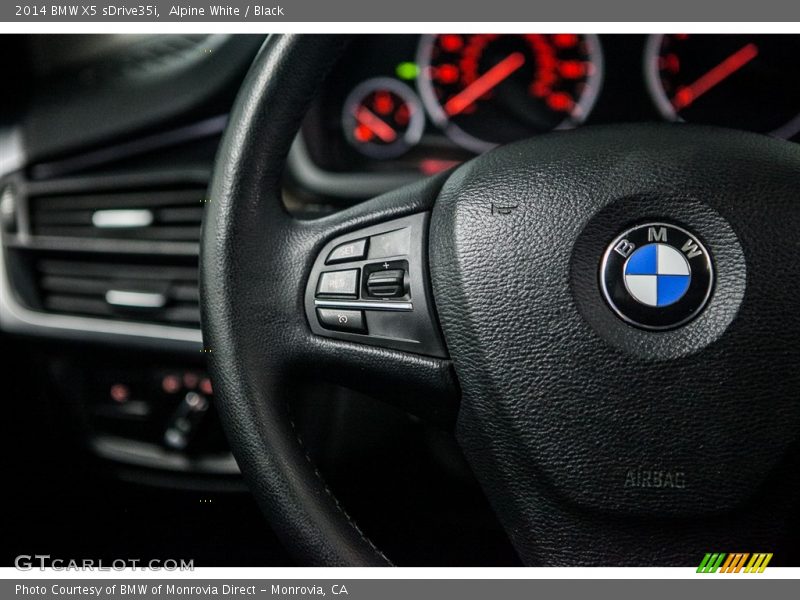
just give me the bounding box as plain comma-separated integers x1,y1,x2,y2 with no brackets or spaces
200,35,456,566
430,124,800,565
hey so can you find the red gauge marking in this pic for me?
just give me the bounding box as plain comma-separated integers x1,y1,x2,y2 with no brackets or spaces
525,34,558,98
460,34,499,85
354,106,398,143
435,63,460,84
546,92,574,112
552,34,579,49
444,51,526,116
558,60,586,79
440,34,463,52
659,53,680,74
396,104,410,126
671,43,759,110
374,91,394,115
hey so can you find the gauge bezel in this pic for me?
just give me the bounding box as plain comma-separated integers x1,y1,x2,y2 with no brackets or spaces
643,34,681,125
341,77,426,160
415,34,605,154
644,33,800,140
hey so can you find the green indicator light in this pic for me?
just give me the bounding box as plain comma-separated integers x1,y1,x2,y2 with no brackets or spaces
396,62,419,81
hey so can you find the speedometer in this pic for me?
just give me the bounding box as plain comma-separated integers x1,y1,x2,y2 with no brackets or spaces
416,34,604,153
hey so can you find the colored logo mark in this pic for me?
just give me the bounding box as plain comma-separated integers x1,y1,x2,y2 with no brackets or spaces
624,243,691,307
697,553,773,573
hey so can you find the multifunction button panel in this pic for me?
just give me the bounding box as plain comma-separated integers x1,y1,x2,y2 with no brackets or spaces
304,213,446,357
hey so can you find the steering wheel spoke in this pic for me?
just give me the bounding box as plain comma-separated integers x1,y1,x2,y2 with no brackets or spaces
293,175,458,424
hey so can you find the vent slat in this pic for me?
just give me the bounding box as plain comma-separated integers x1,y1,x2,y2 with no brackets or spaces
40,276,173,296
34,226,201,241
163,306,202,325
38,260,197,281
44,294,200,326
33,189,204,211
155,207,206,223
171,284,200,302
35,258,200,328
29,187,206,244
40,276,114,295
32,210,95,226
44,295,115,317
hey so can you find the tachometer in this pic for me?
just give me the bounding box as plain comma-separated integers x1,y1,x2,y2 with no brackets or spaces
645,34,800,138
417,34,603,152
342,77,425,159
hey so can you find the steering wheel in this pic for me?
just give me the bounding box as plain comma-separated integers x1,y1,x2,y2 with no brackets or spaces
200,35,800,566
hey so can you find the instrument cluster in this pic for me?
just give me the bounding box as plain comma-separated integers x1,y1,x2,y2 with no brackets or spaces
299,34,800,183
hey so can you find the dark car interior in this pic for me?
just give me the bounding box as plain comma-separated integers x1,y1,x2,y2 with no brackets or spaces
3,34,799,566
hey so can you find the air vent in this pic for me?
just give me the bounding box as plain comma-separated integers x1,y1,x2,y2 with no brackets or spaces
2,166,208,342
29,187,206,243
34,257,200,328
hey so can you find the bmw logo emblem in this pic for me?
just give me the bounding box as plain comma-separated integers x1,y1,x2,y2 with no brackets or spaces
600,222,714,330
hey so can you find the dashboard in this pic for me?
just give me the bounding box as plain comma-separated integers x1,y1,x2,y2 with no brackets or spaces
297,34,800,198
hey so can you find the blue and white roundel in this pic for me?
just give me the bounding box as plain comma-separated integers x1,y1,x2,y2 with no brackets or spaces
623,243,691,307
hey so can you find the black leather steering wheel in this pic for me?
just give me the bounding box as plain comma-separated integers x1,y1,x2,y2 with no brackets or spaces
200,34,800,566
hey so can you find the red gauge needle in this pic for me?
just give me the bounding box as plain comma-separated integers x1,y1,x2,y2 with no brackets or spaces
354,106,398,143
444,51,526,116
672,43,759,110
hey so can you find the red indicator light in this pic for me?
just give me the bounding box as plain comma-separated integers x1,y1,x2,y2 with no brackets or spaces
161,374,181,394
110,383,130,403
183,372,200,390
200,377,213,395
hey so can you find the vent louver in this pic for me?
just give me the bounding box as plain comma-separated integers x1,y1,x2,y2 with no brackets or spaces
29,188,206,243
1,172,208,334
34,258,200,328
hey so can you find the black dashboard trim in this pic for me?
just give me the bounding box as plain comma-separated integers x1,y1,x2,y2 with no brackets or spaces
288,135,422,200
